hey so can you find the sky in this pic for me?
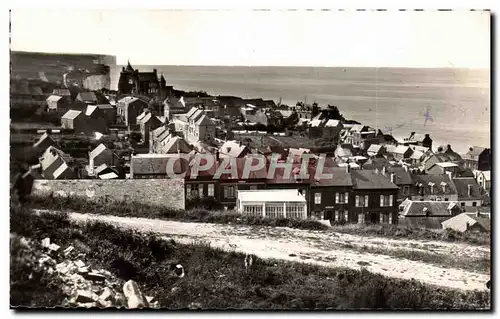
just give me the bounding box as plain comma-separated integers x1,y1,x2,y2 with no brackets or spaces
10,9,490,68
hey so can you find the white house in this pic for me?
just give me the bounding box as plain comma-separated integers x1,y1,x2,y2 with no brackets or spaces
236,189,307,219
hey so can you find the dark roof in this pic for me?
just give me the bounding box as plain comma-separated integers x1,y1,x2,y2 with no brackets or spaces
351,170,399,190
311,167,353,187
400,201,459,217
131,154,188,176
452,177,483,200
362,157,392,171
137,72,157,82
466,146,488,157
411,174,458,196
386,167,412,185
466,213,491,231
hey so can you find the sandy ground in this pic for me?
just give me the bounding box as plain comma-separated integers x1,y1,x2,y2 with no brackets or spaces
37,210,490,292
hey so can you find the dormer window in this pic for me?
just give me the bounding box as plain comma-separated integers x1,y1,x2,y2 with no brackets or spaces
428,182,435,194
440,181,448,193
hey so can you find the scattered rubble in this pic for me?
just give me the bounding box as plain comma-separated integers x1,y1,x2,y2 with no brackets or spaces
27,236,160,308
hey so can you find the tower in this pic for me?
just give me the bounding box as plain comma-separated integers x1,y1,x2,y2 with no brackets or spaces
117,60,136,95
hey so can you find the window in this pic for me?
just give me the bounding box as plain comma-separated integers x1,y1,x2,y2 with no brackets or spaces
243,205,263,217
380,195,394,207
334,210,339,222
380,213,390,224
461,202,465,207
286,203,304,219
266,202,284,218
444,198,449,201
355,195,369,207
199,184,204,198
224,186,236,199
403,186,410,195
208,184,214,197
315,193,322,205
472,202,477,207
335,192,349,204
344,210,349,222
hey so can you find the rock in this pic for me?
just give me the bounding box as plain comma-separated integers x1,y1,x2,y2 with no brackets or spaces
97,299,114,308
76,290,95,303
78,267,90,274
84,272,106,282
99,287,116,301
48,243,61,252
64,246,74,255
74,260,86,268
123,280,148,309
41,237,50,248
114,292,127,307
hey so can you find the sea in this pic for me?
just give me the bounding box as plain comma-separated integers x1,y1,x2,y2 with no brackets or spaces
111,66,490,154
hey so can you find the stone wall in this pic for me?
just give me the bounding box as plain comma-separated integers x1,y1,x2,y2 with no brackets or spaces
31,179,185,210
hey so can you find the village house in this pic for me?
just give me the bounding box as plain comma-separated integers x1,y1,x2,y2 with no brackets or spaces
464,146,491,171
474,170,491,194
423,146,464,172
362,157,392,171
344,125,378,150
380,166,413,203
88,143,120,170
411,174,458,202
61,110,85,131
398,199,462,229
367,144,386,157
92,164,119,180
129,153,188,179
452,177,483,208
387,145,413,161
33,132,56,153
351,170,399,224
84,105,108,132
164,96,187,121
441,210,490,233
402,132,433,149
407,149,426,167
159,135,192,155
309,167,353,222
426,162,461,176
174,107,216,144
308,119,344,141
334,143,354,161
219,140,251,158
137,110,163,144
116,96,148,128
236,189,308,220
46,95,72,113
91,104,116,125
38,146,74,180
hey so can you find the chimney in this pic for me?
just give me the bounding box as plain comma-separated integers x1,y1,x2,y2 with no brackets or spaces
346,164,351,173
425,134,430,138
382,166,387,175
465,222,470,231
404,165,408,172
153,69,158,76
390,173,395,184
468,184,472,196
446,171,453,180
476,211,480,218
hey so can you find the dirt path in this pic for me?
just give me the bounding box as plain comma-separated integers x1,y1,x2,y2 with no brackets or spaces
41,210,490,292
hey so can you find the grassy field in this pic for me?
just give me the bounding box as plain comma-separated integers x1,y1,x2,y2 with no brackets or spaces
10,204,491,309
24,195,490,246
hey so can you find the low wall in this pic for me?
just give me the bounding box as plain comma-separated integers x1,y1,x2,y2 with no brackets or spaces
31,179,185,210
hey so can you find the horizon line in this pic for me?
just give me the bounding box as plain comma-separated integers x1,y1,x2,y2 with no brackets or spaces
10,50,488,70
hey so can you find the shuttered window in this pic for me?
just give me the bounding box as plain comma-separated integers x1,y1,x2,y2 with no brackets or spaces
335,193,339,203
364,195,369,207
208,184,214,197
199,184,204,198
315,193,322,204
334,211,339,221
345,192,349,204
344,210,349,222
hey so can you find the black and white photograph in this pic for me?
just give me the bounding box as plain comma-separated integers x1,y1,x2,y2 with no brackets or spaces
9,7,491,310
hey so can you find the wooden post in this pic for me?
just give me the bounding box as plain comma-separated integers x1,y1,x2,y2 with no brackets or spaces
283,202,287,219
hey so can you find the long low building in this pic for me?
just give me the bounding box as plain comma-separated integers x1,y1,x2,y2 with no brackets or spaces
236,189,308,219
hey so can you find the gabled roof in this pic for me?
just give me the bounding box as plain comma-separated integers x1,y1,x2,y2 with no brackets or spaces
325,119,341,127
77,92,98,102
186,107,200,118
435,162,459,168
151,125,167,138
161,136,191,154
351,170,399,190
61,110,82,120
195,114,214,126
33,133,54,148
89,143,112,159
99,172,119,180
52,88,71,96
362,157,392,171
442,212,490,232
310,119,322,127
466,146,487,157
220,140,249,158
94,163,118,176
46,95,63,103
410,150,425,160
367,144,384,153
412,174,458,196
95,104,114,110
85,105,99,116
52,162,71,179
399,200,459,217
312,167,353,187
350,124,366,133
452,177,483,200
393,145,411,155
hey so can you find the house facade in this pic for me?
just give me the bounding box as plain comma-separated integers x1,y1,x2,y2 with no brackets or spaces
88,143,120,169
138,111,163,145
452,177,483,208
464,146,491,171
116,96,148,128
474,170,491,194
174,107,216,144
